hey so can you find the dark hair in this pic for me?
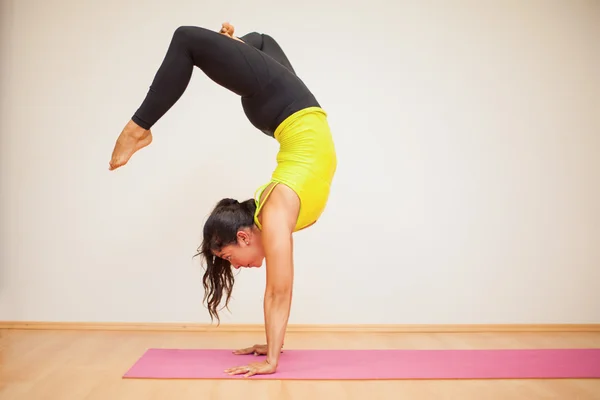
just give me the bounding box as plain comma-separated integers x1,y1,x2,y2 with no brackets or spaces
195,197,257,323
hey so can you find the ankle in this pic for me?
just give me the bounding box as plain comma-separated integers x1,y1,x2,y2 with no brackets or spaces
125,119,149,138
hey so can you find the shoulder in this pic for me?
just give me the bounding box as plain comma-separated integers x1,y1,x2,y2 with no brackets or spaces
260,183,299,233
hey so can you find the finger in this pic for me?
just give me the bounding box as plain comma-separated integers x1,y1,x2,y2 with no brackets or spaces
244,369,257,378
233,348,253,355
224,366,246,374
238,367,254,376
226,367,247,375
235,366,255,375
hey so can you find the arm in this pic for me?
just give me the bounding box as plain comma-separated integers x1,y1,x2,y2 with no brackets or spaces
223,184,299,377
261,184,299,368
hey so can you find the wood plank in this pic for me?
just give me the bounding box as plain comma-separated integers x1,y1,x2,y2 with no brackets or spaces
1,321,600,332
1,329,599,400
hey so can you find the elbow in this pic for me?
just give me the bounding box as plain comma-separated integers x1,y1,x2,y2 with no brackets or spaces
265,285,292,300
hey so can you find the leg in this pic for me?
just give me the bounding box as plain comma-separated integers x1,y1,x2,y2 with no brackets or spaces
109,26,288,170
238,32,297,75
220,23,296,75
133,26,276,129
217,24,319,136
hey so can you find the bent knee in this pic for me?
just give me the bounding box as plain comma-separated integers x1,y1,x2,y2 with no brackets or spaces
172,25,209,43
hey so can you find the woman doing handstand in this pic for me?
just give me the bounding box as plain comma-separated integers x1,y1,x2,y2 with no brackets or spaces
108,23,337,377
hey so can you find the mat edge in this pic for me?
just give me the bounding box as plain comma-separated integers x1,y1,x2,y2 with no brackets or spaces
121,348,600,380
1,321,599,333
120,376,600,381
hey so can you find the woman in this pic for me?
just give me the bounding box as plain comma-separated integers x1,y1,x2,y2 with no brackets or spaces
108,23,337,377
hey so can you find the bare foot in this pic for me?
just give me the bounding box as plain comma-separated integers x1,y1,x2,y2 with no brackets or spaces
219,22,234,37
219,22,244,42
109,120,153,170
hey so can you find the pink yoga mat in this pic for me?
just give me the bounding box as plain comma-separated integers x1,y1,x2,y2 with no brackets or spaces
123,348,600,380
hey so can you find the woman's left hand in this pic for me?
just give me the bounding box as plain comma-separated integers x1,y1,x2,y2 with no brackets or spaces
224,360,277,377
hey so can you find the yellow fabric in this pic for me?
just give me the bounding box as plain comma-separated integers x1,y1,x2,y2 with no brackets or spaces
254,106,337,232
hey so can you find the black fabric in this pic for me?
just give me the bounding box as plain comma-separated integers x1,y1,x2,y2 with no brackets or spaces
131,26,319,136
238,31,297,75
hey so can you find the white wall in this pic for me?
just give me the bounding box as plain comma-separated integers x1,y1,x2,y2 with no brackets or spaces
1,0,598,325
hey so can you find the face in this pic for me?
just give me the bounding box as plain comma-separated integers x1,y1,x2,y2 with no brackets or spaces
214,228,264,269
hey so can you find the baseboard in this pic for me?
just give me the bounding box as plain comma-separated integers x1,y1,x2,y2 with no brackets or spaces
1,321,599,333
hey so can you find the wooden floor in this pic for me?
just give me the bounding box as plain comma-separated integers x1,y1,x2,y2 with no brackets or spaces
1,329,599,399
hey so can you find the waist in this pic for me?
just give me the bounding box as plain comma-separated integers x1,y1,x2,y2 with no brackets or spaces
242,80,320,137
272,106,337,189
275,106,331,143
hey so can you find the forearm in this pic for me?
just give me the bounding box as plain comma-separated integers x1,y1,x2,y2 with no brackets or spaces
264,289,292,366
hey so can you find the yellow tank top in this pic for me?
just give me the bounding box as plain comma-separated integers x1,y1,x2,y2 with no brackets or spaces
254,106,337,232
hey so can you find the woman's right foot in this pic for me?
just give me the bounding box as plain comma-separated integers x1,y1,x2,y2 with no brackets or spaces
219,22,243,42
219,22,233,37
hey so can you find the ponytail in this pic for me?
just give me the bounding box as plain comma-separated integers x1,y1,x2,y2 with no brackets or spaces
195,197,256,323
200,245,234,323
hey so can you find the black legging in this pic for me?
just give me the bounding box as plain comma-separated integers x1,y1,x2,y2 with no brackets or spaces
131,26,320,136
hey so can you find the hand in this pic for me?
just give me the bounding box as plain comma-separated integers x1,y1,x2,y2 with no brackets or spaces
225,359,277,377
233,344,267,356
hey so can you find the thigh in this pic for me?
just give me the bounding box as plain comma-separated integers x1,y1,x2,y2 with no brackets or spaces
238,32,296,75
260,34,296,75
178,26,290,97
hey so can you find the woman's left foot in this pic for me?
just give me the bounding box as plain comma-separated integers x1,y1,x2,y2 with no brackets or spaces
109,120,153,170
